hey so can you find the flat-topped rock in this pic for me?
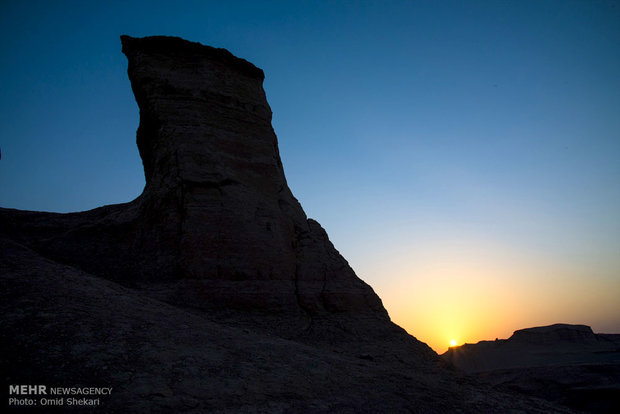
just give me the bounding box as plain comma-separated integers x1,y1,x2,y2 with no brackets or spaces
441,323,618,373
441,324,620,412
510,323,597,344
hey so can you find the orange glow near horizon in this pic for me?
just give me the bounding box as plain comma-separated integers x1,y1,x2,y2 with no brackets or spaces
357,236,620,354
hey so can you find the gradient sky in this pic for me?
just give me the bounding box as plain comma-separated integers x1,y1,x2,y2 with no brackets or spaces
1,0,619,353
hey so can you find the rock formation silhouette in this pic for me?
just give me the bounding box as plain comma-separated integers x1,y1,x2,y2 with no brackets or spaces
0,36,572,413
442,324,620,413
3,35,386,318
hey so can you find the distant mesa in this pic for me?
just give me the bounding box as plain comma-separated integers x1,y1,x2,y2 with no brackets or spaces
442,323,620,413
511,323,598,344
442,323,620,372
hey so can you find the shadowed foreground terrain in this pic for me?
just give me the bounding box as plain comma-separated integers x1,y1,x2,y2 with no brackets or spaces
442,324,620,413
1,35,572,413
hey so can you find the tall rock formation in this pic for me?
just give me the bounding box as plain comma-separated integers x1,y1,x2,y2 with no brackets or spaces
1,36,386,318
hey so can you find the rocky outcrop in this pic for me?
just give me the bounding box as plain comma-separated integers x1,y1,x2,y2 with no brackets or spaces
0,35,386,318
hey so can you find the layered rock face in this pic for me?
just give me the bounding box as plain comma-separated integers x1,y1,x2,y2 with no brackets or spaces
1,35,386,317
121,35,388,315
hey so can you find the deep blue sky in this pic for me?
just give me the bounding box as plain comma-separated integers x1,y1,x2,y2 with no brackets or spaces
1,0,619,351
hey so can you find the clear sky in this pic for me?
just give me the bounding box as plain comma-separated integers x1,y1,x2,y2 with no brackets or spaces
1,0,619,353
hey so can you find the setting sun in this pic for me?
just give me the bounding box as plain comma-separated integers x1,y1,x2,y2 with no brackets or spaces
450,339,457,347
